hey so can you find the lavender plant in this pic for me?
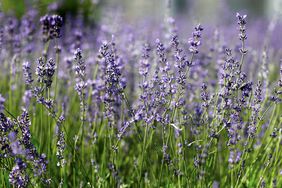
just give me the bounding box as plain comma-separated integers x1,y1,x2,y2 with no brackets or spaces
0,7,281,188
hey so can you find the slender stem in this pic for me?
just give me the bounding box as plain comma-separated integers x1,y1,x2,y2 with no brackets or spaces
139,123,149,184
239,38,246,72
54,39,60,100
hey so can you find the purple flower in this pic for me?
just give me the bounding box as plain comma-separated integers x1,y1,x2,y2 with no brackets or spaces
0,113,14,133
279,63,282,88
22,90,33,110
33,154,48,177
56,114,66,167
9,158,29,188
139,43,151,76
74,48,87,122
236,13,248,54
35,57,45,83
74,48,86,82
0,94,5,113
44,58,56,88
0,28,3,51
240,81,253,105
236,13,247,30
188,24,203,54
228,150,242,164
10,141,25,155
162,144,172,165
20,9,37,44
201,83,209,107
99,40,125,122
23,61,33,86
18,110,32,148
40,14,63,42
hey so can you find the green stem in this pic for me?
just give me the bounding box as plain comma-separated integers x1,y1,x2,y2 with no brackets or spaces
54,39,60,100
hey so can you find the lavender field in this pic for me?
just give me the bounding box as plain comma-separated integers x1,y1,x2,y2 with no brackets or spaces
0,0,282,187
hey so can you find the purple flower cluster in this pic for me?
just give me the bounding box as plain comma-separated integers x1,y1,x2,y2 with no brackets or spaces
1,97,48,187
35,57,56,89
23,61,33,86
188,24,204,54
236,13,248,55
74,48,87,97
56,114,66,167
99,40,125,122
9,158,29,188
0,7,282,187
0,94,5,113
40,14,63,42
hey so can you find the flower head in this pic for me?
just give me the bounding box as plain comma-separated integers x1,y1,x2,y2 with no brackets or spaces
40,14,63,42
0,94,5,113
188,24,204,54
236,13,247,46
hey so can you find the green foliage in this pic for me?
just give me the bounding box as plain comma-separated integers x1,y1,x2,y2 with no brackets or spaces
1,0,26,18
0,0,101,22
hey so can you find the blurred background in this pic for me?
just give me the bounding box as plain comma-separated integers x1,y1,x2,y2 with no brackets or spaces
0,0,281,23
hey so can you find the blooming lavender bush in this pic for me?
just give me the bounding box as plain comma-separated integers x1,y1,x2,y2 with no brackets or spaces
0,6,281,188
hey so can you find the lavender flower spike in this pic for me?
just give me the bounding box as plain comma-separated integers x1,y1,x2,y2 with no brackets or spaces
0,94,5,113
9,158,29,188
188,24,203,54
236,13,247,55
40,14,63,42
23,61,33,86
45,58,56,88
